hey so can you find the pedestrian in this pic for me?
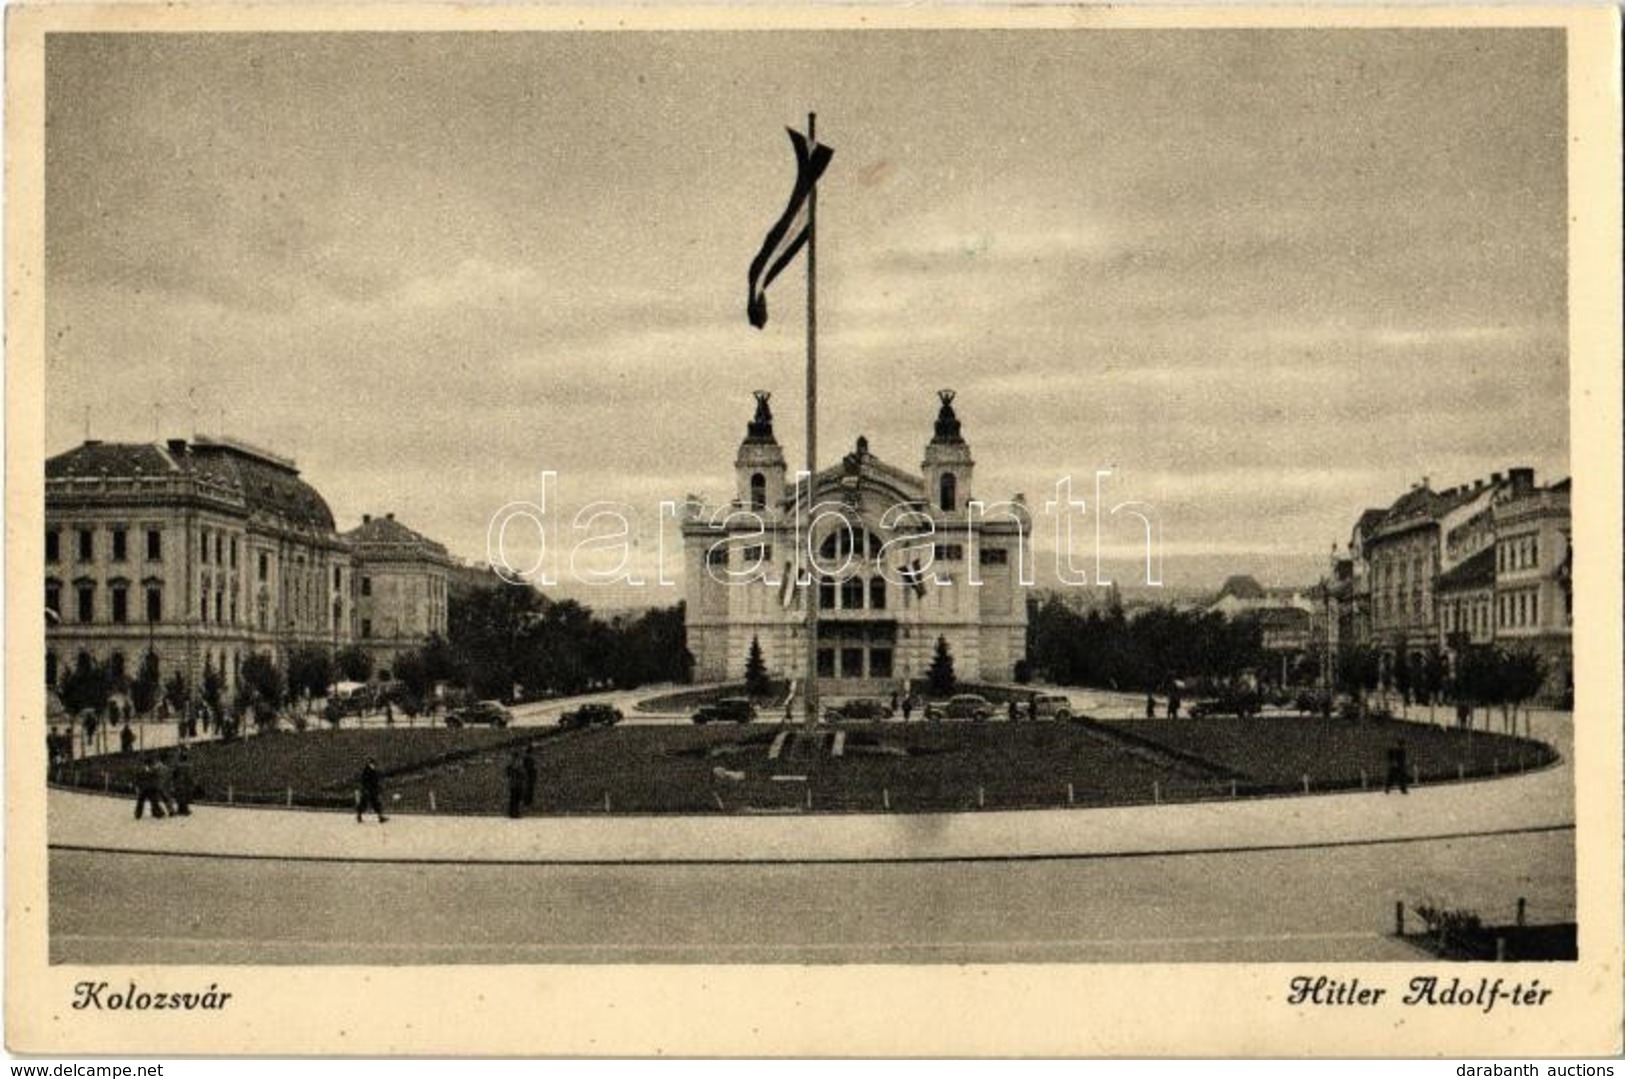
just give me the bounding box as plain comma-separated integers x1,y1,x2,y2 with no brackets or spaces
1026,695,1038,722
153,753,178,817
1007,698,1020,723
1168,692,1181,719
901,695,914,722
119,723,136,755
1456,700,1471,729
133,756,166,820
505,751,526,819
356,756,387,823
522,744,539,809
889,690,899,714
170,747,194,816
1384,739,1410,795
1146,693,1157,720
385,701,395,727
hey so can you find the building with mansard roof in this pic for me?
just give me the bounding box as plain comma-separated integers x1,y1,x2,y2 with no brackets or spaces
680,390,1031,693
45,435,356,704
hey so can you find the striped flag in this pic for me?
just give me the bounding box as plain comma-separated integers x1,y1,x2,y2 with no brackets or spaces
747,128,834,329
779,561,799,608
902,559,929,599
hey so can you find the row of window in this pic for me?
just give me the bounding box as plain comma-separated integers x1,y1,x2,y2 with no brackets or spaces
1498,534,1540,574
743,472,961,514
1499,589,1540,629
47,579,163,625
707,539,1009,569
46,526,163,564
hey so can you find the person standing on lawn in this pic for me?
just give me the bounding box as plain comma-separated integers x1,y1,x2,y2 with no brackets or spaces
356,757,387,823
522,744,539,809
505,751,527,819
1384,739,1410,794
119,723,136,755
1146,693,1157,719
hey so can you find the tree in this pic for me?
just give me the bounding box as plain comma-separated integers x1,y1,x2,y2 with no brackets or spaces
285,646,335,702
164,671,189,714
927,635,957,697
201,658,225,723
130,651,162,715
743,635,770,698
335,644,374,684
1500,649,1548,735
60,652,112,716
239,653,286,730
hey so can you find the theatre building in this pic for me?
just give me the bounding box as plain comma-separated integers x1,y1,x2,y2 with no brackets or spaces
680,391,1030,693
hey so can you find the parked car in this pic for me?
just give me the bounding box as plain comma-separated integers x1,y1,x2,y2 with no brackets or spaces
445,700,513,728
1188,691,1262,719
925,694,998,721
692,697,757,725
1028,693,1074,721
824,698,894,722
559,702,624,730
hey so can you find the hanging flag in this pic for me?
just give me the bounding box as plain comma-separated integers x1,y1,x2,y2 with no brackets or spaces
779,561,799,608
903,559,929,599
747,127,834,329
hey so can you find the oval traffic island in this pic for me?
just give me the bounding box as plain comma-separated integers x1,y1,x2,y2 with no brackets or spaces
50,713,1557,817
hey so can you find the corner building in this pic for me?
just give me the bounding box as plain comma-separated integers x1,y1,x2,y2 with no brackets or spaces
681,391,1030,694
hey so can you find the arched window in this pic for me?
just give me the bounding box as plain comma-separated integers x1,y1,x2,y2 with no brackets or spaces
939,473,957,512
869,576,887,610
749,473,766,511
840,577,865,610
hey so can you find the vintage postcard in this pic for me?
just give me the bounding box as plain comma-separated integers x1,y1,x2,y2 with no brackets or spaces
6,2,1622,1058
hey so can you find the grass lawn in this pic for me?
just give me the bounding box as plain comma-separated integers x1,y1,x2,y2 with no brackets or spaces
53,715,1555,815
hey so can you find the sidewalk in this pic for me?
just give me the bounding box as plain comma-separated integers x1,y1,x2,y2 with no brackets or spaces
49,716,1572,864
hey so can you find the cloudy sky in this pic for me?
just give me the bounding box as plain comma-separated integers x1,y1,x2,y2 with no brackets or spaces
45,29,1568,594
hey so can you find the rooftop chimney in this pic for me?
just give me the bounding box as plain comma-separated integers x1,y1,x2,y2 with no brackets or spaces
1509,467,1535,490
166,438,187,454
363,514,372,524
386,512,395,521
1491,472,1504,484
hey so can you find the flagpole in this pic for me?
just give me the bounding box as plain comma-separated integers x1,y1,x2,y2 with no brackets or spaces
804,111,821,728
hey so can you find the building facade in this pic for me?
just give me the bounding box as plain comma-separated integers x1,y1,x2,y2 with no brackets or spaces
681,391,1031,693
45,436,355,704
345,513,453,679
1321,467,1572,703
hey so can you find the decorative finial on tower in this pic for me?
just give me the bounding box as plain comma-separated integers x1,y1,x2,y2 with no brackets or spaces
931,388,964,444
744,390,777,443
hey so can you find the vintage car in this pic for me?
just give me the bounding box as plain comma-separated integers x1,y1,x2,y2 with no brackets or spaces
692,697,758,725
924,694,998,721
558,702,624,729
445,700,513,728
823,697,894,722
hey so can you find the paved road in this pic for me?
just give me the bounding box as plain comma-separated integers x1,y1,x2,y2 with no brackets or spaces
50,829,1570,964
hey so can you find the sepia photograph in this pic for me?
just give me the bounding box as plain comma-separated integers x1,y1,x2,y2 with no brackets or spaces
7,3,1622,1058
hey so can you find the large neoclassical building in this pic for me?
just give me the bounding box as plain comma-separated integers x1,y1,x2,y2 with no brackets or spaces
681,391,1031,693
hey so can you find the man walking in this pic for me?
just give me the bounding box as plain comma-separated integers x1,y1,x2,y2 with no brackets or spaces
356,756,387,823
133,757,166,820
170,747,194,816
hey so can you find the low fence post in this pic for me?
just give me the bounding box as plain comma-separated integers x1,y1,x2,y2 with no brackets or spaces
807,787,813,811
1412,764,1421,787
428,789,437,813
1458,762,1466,782
1067,782,1075,806
1517,897,1527,927
883,787,890,811
1230,778,1238,799
1496,936,1507,962
976,785,984,810
603,791,611,814
286,786,293,807
227,783,234,805
1302,773,1310,795
1395,901,1405,937
103,772,110,792
1153,781,1161,804
1360,768,1368,791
